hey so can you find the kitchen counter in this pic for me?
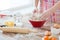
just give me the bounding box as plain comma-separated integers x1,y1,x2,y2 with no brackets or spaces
1,25,60,40
0,26,50,40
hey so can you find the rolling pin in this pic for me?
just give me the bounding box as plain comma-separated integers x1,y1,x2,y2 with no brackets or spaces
0,27,38,34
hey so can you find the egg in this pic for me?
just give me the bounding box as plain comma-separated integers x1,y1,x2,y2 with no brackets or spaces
45,31,51,36
49,36,57,40
54,23,60,29
43,36,49,40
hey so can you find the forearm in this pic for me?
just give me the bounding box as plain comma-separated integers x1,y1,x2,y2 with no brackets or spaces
47,1,60,13
41,1,60,19
35,0,39,8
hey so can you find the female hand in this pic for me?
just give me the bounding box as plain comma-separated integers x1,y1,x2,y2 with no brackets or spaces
33,8,38,13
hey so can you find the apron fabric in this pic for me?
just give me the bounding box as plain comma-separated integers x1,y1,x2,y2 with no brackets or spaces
40,0,60,24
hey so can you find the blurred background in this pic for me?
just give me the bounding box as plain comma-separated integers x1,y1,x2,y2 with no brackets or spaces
0,0,60,27
0,0,35,14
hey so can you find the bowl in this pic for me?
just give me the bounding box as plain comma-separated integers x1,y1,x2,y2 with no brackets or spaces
29,20,46,28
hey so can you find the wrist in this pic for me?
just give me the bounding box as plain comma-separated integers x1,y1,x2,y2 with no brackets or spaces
35,7,38,9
